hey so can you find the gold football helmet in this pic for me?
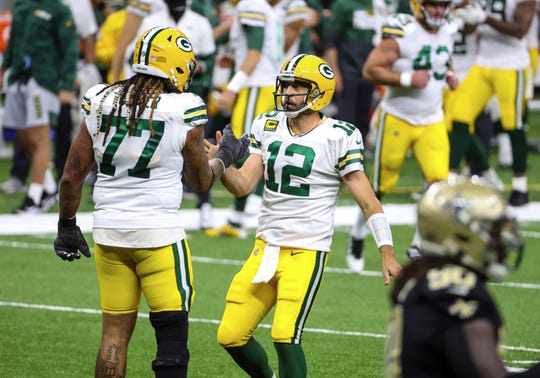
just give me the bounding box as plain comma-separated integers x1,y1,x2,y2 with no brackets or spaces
410,0,452,29
132,27,196,92
417,177,524,282
274,54,336,118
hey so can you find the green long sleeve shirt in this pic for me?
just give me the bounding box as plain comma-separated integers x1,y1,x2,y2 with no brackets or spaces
3,0,79,94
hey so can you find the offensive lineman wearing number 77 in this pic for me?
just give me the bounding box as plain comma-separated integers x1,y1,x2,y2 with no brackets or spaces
52,27,248,378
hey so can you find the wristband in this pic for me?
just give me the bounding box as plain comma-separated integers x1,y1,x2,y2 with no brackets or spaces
211,157,226,172
399,72,413,87
227,71,248,93
366,213,393,248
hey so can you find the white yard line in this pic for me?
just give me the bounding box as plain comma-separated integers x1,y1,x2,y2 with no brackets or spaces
1,240,539,289
1,300,539,358
1,203,540,235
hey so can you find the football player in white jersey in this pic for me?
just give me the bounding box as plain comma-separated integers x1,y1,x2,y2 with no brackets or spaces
448,0,536,206
117,0,219,230
208,54,402,378
345,0,459,271
53,27,248,378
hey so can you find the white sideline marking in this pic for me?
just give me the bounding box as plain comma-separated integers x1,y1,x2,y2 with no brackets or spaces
2,203,540,235
1,240,539,289
1,301,539,356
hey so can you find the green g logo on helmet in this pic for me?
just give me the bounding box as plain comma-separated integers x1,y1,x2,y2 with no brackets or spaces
319,64,334,80
132,27,196,92
177,37,193,53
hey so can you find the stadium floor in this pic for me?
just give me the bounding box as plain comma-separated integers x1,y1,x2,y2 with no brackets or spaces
1,202,539,235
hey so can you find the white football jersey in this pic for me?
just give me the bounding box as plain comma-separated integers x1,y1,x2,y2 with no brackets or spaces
280,0,310,58
476,0,530,69
379,14,458,125
452,27,478,81
229,0,284,87
82,84,207,240
250,111,365,252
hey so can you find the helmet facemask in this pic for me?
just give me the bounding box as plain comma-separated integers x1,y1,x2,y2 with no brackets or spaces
411,0,452,30
274,76,321,119
172,59,197,92
484,216,524,282
417,178,525,283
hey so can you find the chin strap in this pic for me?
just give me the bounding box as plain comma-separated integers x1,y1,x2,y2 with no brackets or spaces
283,95,320,119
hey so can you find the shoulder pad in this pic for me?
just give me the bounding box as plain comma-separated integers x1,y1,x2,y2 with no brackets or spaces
181,93,208,126
252,110,282,130
326,117,360,138
238,0,268,27
382,14,415,39
285,0,309,18
442,17,459,34
126,0,152,17
81,83,109,116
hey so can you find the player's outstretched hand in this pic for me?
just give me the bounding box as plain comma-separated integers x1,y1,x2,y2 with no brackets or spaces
54,217,91,262
454,2,487,25
216,124,250,169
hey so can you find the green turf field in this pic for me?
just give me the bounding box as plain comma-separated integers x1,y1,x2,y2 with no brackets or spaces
0,225,539,377
1,123,539,376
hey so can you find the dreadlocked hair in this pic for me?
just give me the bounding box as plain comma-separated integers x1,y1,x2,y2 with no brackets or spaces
97,74,181,145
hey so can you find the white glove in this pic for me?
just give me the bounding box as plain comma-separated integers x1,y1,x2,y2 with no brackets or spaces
453,2,487,25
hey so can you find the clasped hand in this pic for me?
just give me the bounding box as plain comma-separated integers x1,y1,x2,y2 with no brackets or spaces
205,124,250,168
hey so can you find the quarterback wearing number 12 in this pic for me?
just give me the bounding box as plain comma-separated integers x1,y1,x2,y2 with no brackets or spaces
207,53,402,377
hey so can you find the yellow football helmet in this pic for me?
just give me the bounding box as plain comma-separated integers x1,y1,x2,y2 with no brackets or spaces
274,54,335,118
417,177,524,282
410,0,452,29
132,27,196,92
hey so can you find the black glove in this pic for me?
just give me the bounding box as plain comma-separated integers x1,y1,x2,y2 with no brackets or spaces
54,217,91,262
216,124,250,169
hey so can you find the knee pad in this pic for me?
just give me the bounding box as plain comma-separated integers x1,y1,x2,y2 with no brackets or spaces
217,321,250,347
149,311,189,377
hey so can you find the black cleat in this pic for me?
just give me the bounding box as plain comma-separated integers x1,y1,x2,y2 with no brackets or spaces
346,237,365,273
13,196,41,214
40,190,58,212
508,190,529,207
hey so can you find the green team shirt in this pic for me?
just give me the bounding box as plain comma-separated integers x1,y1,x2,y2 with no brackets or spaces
325,0,378,45
324,0,383,78
3,0,79,93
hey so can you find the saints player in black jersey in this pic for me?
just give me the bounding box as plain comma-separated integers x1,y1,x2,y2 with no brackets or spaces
385,177,540,377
